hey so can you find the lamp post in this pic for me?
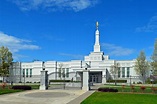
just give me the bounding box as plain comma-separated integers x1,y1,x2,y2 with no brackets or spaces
130,75,132,86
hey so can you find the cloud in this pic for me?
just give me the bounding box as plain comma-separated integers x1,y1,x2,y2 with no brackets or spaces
59,53,84,59
102,43,134,56
136,16,157,33
11,0,98,12
0,31,40,53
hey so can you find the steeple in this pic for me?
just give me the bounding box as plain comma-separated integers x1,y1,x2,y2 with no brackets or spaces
94,21,100,52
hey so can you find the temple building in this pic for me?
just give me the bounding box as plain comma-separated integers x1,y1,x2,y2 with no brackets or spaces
10,22,141,84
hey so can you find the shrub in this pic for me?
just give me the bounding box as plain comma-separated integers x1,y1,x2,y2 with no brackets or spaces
130,85,135,92
151,87,157,93
1,83,7,89
12,85,32,90
98,88,118,92
49,80,71,82
140,86,146,92
19,81,22,83
107,80,127,83
137,82,142,84
122,85,125,92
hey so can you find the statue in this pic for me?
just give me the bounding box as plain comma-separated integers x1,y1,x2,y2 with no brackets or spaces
96,21,99,29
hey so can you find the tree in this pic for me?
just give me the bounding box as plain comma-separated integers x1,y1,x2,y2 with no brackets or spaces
151,39,157,75
110,63,120,85
134,51,149,84
0,46,13,82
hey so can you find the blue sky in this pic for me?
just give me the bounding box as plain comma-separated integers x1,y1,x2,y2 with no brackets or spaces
0,0,157,62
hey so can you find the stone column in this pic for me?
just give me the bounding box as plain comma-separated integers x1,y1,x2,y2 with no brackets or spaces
102,71,106,83
39,70,48,90
82,69,90,91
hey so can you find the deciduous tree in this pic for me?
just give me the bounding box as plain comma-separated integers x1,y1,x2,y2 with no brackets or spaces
135,51,149,84
0,46,13,82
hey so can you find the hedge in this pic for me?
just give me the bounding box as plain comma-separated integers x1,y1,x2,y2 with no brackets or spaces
98,87,118,92
49,80,71,82
12,85,32,90
107,80,127,83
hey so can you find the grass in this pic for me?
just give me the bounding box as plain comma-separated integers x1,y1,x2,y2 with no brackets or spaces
0,84,40,95
81,92,157,104
103,84,157,93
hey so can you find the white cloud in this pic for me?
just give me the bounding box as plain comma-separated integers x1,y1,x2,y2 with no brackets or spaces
136,16,157,33
102,43,134,56
0,32,40,53
59,53,84,59
11,0,98,12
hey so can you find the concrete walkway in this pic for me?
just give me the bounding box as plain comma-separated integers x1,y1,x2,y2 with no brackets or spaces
0,89,86,104
0,84,103,104
67,90,94,104
67,83,104,104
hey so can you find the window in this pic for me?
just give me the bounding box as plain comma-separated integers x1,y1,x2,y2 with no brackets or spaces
30,69,32,77
66,68,69,78
118,67,121,78
59,68,61,78
127,67,130,78
26,69,28,77
122,67,125,78
62,68,65,78
23,69,25,77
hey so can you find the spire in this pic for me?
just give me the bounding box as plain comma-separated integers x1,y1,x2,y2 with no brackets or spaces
94,21,100,52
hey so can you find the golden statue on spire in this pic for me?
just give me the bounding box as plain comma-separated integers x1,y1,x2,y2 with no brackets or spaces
96,21,99,29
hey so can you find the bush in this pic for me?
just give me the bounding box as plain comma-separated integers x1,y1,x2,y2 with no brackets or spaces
137,82,142,84
140,86,146,92
107,80,127,83
19,81,22,83
12,85,32,90
130,85,135,92
98,88,118,92
49,80,71,82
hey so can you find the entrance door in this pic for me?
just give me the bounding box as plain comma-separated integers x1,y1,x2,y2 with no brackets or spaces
89,72,102,83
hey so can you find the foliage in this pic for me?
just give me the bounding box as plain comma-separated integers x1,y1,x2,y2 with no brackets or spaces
98,87,118,92
134,51,149,83
81,92,157,104
0,46,13,81
12,85,32,90
107,80,127,83
151,87,157,93
140,86,146,92
151,39,157,75
110,63,120,85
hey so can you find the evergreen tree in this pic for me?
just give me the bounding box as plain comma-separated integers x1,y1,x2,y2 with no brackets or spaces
135,51,149,84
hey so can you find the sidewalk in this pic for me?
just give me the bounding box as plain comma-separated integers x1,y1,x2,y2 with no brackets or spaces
67,83,103,104
67,90,94,104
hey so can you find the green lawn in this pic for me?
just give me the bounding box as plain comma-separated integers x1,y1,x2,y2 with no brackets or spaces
0,89,22,95
103,84,156,93
81,92,157,104
0,84,40,95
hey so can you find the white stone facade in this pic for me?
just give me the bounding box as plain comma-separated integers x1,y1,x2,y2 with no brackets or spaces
9,22,142,84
